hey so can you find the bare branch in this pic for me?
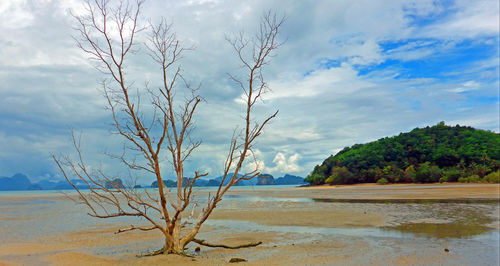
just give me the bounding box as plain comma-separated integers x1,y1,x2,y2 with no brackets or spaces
115,225,158,234
60,2,283,255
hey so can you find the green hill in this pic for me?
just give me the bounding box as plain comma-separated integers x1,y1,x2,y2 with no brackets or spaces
306,122,500,185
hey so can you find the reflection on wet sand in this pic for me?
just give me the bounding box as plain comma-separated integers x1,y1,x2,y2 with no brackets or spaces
384,222,493,239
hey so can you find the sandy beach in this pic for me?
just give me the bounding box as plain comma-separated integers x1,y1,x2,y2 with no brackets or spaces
0,183,499,265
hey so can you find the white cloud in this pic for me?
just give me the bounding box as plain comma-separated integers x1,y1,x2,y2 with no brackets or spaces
448,81,481,93
0,0,35,29
385,40,439,61
262,63,373,100
262,152,302,175
416,0,500,39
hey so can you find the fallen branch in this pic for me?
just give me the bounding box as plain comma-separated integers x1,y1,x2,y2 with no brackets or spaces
192,238,262,249
115,225,157,234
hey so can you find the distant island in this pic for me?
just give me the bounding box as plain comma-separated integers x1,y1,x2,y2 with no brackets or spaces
0,173,91,191
0,173,305,191
306,122,500,185
151,174,305,188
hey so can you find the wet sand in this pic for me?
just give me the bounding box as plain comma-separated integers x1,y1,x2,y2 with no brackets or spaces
0,183,499,265
227,183,500,199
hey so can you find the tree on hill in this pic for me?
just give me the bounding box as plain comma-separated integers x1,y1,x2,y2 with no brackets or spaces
306,122,500,185
53,0,283,256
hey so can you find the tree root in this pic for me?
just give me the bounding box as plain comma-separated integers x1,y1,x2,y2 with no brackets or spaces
192,238,263,249
140,248,166,257
137,238,262,258
139,248,194,257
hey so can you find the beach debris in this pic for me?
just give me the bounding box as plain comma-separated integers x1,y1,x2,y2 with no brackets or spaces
195,247,201,253
193,238,262,249
229,258,247,263
444,248,449,252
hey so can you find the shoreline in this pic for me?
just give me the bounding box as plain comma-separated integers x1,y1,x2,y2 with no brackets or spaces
228,183,500,200
298,182,500,189
1,183,499,199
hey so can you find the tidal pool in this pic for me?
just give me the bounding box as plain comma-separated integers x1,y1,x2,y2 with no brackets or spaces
383,222,494,239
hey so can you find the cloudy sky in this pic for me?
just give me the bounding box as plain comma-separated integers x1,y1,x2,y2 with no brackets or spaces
0,0,498,184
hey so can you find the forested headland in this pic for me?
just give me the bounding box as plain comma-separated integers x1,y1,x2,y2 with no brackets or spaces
306,122,500,185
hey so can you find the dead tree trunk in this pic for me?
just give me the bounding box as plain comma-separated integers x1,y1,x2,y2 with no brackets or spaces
54,0,284,256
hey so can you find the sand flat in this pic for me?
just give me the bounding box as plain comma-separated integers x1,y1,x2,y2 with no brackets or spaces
234,183,500,200
0,183,498,265
210,209,385,228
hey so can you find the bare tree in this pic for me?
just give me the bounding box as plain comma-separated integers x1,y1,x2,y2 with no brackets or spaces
53,0,284,256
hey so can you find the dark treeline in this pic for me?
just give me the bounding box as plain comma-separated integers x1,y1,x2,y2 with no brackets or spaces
306,122,500,185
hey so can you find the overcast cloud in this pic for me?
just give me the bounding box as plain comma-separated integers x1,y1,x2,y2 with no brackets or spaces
0,0,498,184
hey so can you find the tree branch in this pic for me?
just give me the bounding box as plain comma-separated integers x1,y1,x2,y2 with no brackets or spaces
192,238,263,249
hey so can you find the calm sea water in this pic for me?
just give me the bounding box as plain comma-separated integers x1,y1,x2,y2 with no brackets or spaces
0,184,299,196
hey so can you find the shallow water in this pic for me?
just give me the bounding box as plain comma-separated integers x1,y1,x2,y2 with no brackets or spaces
2,193,498,240
200,218,500,265
383,222,494,239
312,198,500,204
224,194,500,204
0,185,299,196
